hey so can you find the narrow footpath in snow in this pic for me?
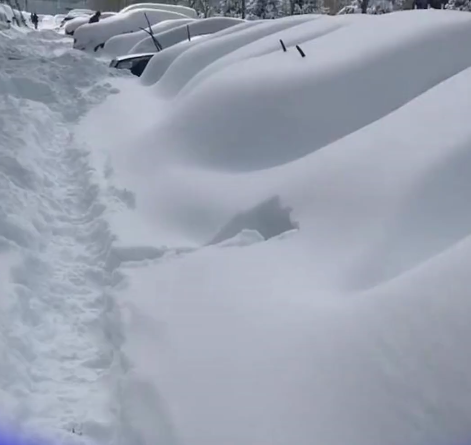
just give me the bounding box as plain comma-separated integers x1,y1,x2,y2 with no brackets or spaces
0,27,129,445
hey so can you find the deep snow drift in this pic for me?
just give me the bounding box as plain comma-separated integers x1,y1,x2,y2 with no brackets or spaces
78,8,471,445
6,8,471,445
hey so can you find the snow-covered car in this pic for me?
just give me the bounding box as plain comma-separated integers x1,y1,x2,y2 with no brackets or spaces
0,4,10,28
64,12,116,36
129,17,244,55
60,8,94,26
73,8,189,52
109,52,155,76
102,17,194,57
119,2,197,18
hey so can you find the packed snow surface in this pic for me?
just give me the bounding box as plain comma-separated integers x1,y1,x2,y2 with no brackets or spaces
0,26,127,445
5,8,471,445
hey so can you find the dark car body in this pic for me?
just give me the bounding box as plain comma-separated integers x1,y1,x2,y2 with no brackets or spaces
109,52,155,77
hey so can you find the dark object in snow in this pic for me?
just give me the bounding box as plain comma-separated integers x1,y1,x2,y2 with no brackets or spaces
31,12,38,29
138,12,162,52
296,45,305,57
187,24,191,41
280,39,287,52
94,42,105,52
207,196,298,245
88,11,101,23
109,52,155,77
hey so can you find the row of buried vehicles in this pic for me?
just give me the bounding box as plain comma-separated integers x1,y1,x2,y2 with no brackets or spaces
0,4,28,29
65,3,245,77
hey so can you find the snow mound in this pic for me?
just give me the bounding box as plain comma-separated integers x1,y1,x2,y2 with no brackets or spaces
129,17,244,55
65,13,117,36
148,10,471,170
103,18,194,57
76,9,471,445
64,16,90,35
119,2,198,18
139,20,262,86
143,14,317,89
73,8,189,52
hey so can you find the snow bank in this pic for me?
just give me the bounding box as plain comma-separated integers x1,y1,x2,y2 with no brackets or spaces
0,28,126,445
143,14,317,88
139,20,261,86
77,8,471,445
181,13,361,96
103,18,194,57
129,16,244,55
150,10,471,169
73,8,189,52
119,2,197,18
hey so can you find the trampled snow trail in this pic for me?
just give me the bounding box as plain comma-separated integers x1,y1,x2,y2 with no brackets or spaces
0,28,127,444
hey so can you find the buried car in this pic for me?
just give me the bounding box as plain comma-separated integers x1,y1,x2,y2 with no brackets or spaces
109,52,155,77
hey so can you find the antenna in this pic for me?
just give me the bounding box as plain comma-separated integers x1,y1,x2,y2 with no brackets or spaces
296,45,305,58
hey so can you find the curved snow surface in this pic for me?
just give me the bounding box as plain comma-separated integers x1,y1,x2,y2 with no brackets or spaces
77,9,471,445
119,3,198,18
141,14,316,88
9,9,471,445
64,16,90,35
139,20,262,86
102,18,195,57
73,9,189,52
65,13,117,36
129,16,245,55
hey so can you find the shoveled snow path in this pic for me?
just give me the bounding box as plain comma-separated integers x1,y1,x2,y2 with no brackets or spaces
0,28,128,444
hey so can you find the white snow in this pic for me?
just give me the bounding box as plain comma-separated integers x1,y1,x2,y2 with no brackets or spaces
73,8,190,52
65,13,117,36
119,3,198,18
6,8,471,445
0,25,125,445
64,17,90,35
102,18,195,57
139,20,262,86
79,8,471,445
141,14,316,87
129,16,245,55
